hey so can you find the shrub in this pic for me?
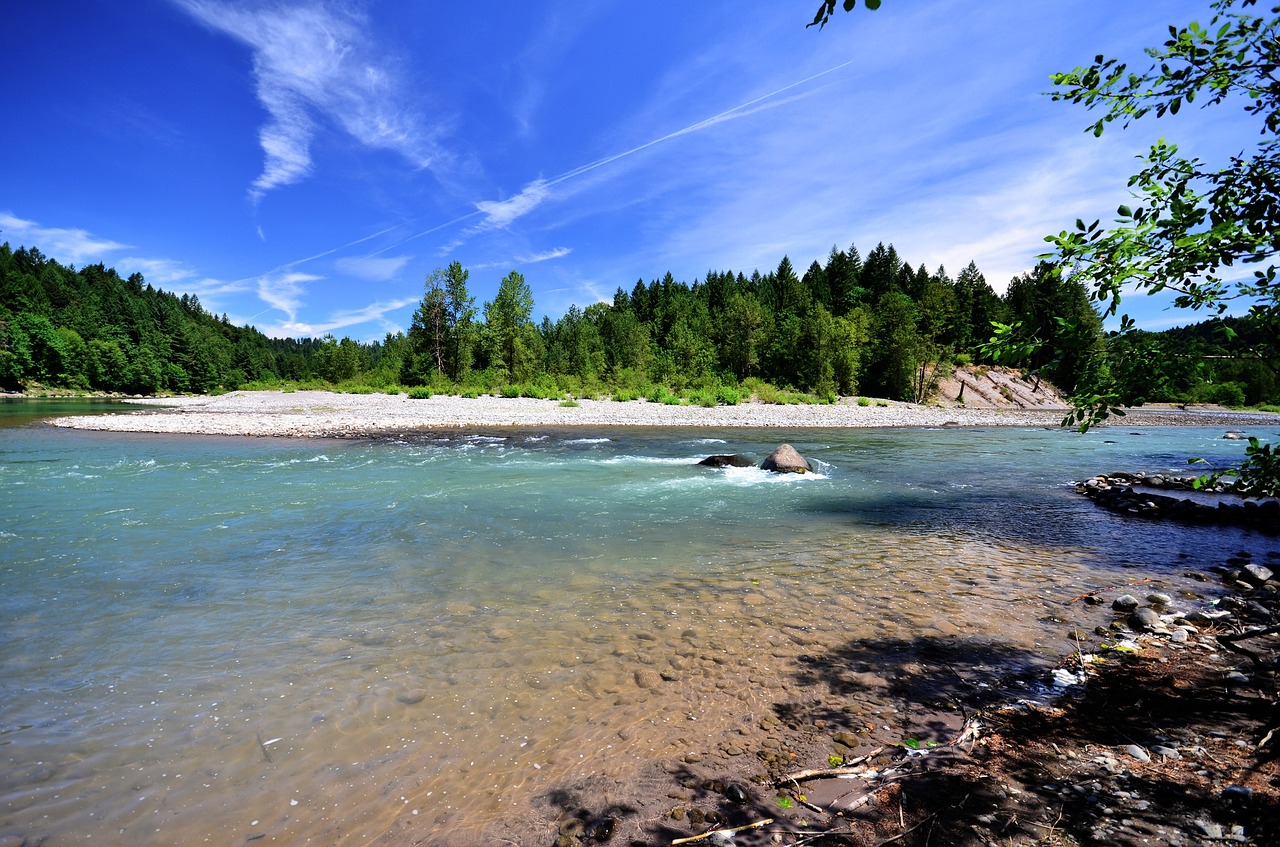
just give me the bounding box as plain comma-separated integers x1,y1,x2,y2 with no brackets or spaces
856,396,871,407
559,399,579,407
407,386,432,399
716,385,741,406
687,388,718,407
1195,381,1247,407
612,389,635,402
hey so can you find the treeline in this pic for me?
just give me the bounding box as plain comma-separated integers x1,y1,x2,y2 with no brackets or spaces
391,246,1113,403
2,239,1274,406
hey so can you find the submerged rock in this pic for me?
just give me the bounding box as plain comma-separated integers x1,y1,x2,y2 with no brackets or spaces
760,444,812,474
698,454,755,468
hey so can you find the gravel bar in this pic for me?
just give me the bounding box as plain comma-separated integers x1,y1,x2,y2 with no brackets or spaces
44,391,1280,438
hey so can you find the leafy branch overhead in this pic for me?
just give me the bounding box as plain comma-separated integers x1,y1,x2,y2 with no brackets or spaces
809,0,881,30
1045,0,1279,348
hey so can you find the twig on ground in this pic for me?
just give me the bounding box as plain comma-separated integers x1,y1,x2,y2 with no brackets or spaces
763,748,884,786
671,818,773,845
1217,624,1280,668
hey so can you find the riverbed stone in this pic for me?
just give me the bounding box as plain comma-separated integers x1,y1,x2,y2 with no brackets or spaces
1240,564,1275,587
1125,744,1151,762
1112,594,1140,611
1129,607,1165,633
696,455,752,468
760,444,812,474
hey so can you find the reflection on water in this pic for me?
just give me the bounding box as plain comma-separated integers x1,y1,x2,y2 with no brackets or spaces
2,422,1278,844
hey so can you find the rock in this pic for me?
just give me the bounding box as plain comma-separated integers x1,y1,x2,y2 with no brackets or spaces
832,731,860,749
1152,745,1182,760
396,689,427,705
760,444,812,474
1125,744,1151,762
698,454,755,468
725,783,749,803
1146,593,1173,606
1240,564,1275,587
1221,785,1253,804
1112,594,1140,611
1223,431,1246,440
1129,607,1165,633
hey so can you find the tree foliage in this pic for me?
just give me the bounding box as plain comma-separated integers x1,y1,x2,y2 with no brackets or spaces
1040,0,1280,491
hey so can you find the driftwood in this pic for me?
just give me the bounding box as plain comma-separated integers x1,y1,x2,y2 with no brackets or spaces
1216,624,1280,667
671,818,773,845
762,748,883,787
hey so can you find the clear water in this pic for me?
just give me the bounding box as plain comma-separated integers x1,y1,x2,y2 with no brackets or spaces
2,406,1278,845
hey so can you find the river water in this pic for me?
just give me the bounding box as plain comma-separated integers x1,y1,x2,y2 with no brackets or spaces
2,402,1278,845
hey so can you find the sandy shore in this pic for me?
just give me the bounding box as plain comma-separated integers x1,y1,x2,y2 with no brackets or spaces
44,390,1280,437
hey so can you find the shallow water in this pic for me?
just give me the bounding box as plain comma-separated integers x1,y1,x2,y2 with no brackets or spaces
2,411,1279,845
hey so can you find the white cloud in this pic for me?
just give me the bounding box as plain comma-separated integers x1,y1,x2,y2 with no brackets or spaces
518,246,571,264
257,295,417,339
335,254,412,281
176,0,436,201
255,270,322,322
473,179,550,229
0,212,129,265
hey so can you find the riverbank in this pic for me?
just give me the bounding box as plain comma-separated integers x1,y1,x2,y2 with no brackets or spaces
44,390,1280,437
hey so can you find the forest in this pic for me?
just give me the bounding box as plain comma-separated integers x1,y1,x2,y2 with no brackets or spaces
1,239,1274,408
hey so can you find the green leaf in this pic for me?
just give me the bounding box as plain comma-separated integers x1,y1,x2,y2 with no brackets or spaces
864,0,881,8
900,738,922,749
776,795,793,809
1117,204,1132,218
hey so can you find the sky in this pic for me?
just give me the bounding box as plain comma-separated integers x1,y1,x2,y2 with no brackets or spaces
0,0,1255,340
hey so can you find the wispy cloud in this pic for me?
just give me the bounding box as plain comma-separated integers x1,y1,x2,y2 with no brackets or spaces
255,270,321,323
519,246,571,264
0,212,129,265
257,295,418,339
461,59,857,236
175,0,436,201
473,179,550,229
334,254,412,281
472,246,572,270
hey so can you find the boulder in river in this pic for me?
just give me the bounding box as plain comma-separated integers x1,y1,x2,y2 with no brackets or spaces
698,454,755,468
760,444,812,474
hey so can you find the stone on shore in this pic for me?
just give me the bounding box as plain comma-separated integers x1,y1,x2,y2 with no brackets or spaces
760,444,812,474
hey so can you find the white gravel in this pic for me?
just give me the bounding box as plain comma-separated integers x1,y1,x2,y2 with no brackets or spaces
43,391,1280,438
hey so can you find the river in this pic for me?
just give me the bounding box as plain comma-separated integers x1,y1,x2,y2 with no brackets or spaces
2,401,1277,844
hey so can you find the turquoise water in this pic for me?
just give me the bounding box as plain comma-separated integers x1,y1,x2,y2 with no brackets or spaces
2,407,1279,844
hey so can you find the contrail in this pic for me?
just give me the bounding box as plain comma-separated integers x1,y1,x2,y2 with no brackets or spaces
545,57,858,187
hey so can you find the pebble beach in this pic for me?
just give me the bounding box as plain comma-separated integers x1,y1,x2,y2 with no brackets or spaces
44,390,1280,438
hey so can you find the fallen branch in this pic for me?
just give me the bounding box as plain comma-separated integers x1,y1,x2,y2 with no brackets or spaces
671,818,773,845
1216,624,1280,667
762,748,884,787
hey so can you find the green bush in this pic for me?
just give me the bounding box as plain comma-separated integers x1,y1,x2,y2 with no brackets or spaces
856,396,871,407
407,386,432,399
1195,381,1247,407
716,385,741,406
687,388,718,407
611,389,635,402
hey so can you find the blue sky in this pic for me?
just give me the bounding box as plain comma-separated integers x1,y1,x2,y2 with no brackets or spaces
1,1,1250,340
